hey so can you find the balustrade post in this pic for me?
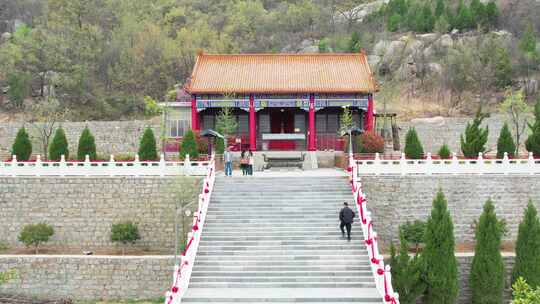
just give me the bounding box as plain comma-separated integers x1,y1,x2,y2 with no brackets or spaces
426,152,432,176
60,155,67,177
35,155,42,177
11,155,17,177
529,152,535,175
503,152,509,175
451,152,458,175
185,154,191,176
160,153,166,177
400,153,406,176
134,154,141,177
109,154,115,177
84,155,91,177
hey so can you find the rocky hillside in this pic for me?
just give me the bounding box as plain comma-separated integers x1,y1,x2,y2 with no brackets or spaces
0,0,539,121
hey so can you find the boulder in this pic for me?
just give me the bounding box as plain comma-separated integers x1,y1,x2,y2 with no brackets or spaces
417,33,439,42
368,55,381,67
428,63,443,77
1,32,11,43
373,40,390,57
438,34,453,48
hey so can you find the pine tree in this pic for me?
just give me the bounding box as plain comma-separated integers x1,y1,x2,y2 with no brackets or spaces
77,126,97,161
423,189,458,304
494,47,513,88
404,128,424,159
526,99,540,157
11,127,32,161
497,123,516,158
470,199,505,304
435,0,445,18
456,0,474,30
138,127,158,161
419,4,435,33
180,129,199,159
519,21,538,79
461,108,489,158
390,232,426,304
470,0,486,27
512,201,540,287
48,127,69,161
484,1,499,29
348,32,361,52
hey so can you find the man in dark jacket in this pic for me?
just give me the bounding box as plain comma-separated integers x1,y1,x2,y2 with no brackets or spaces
339,202,355,241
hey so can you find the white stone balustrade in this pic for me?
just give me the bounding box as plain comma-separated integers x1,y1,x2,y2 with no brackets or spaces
355,152,540,176
0,154,210,177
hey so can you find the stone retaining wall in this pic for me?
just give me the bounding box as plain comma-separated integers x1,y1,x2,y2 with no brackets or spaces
0,255,173,300
362,175,540,244
0,253,515,302
0,121,160,157
0,177,199,252
399,115,521,155
456,253,514,304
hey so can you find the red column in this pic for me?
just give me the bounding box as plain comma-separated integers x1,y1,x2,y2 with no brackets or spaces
364,94,374,132
249,95,256,151
308,94,316,151
191,96,199,131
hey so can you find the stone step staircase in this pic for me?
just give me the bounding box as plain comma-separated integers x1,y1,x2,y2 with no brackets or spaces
182,176,382,303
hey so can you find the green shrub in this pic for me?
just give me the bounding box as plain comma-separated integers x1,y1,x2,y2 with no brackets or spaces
77,126,97,161
400,220,426,251
438,144,451,159
513,277,540,303
180,129,199,159
138,127,158,161
390,232,426,304
526,99,540,157
461,108,489,158
404,128,424,159
111,221,141,255
497,122,516,158
358,131,385,153
470,199,505,304
114,153,135,161
48,127,69,161
423,189,458,303
216,137,225,155
512,201,540,287
0,241,8,252
11,127,32,161
18,223,54,254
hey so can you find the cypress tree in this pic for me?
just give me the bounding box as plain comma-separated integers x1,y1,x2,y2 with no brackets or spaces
423,189,458,304
77,126,97,161
526,99,540,157
470,0,486,27
48,127,69,161
138,127,158,161
180,129,199,159
216,137,225,155
438,144,451,159
497,123,516,158
404,128,424,159
512,201,540,287
390,232,426,304
11,127,32,161
461,108,489,158
470,199,505,304
456,0,474,30
348,32,361,52
484,1,499,29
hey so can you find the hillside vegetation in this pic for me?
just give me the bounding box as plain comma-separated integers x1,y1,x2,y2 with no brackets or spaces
0,0,539,120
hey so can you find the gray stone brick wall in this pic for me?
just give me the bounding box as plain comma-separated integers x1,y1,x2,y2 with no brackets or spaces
362,175,540,245
399,115,526,155
0,177,200,252
0,121,160,158
0,255,174,300
456,253,515,304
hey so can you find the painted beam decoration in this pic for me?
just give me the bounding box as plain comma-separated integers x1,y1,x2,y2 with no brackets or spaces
195,94,369,111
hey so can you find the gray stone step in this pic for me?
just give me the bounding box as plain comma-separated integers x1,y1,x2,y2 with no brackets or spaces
185,175,380,303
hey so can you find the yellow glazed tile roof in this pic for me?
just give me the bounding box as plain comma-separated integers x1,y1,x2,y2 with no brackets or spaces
186,52,378,94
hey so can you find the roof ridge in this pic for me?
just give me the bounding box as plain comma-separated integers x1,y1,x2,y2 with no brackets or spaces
199,53,365,57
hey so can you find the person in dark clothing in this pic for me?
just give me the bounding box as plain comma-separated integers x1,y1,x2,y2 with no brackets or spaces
339,202,355,241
